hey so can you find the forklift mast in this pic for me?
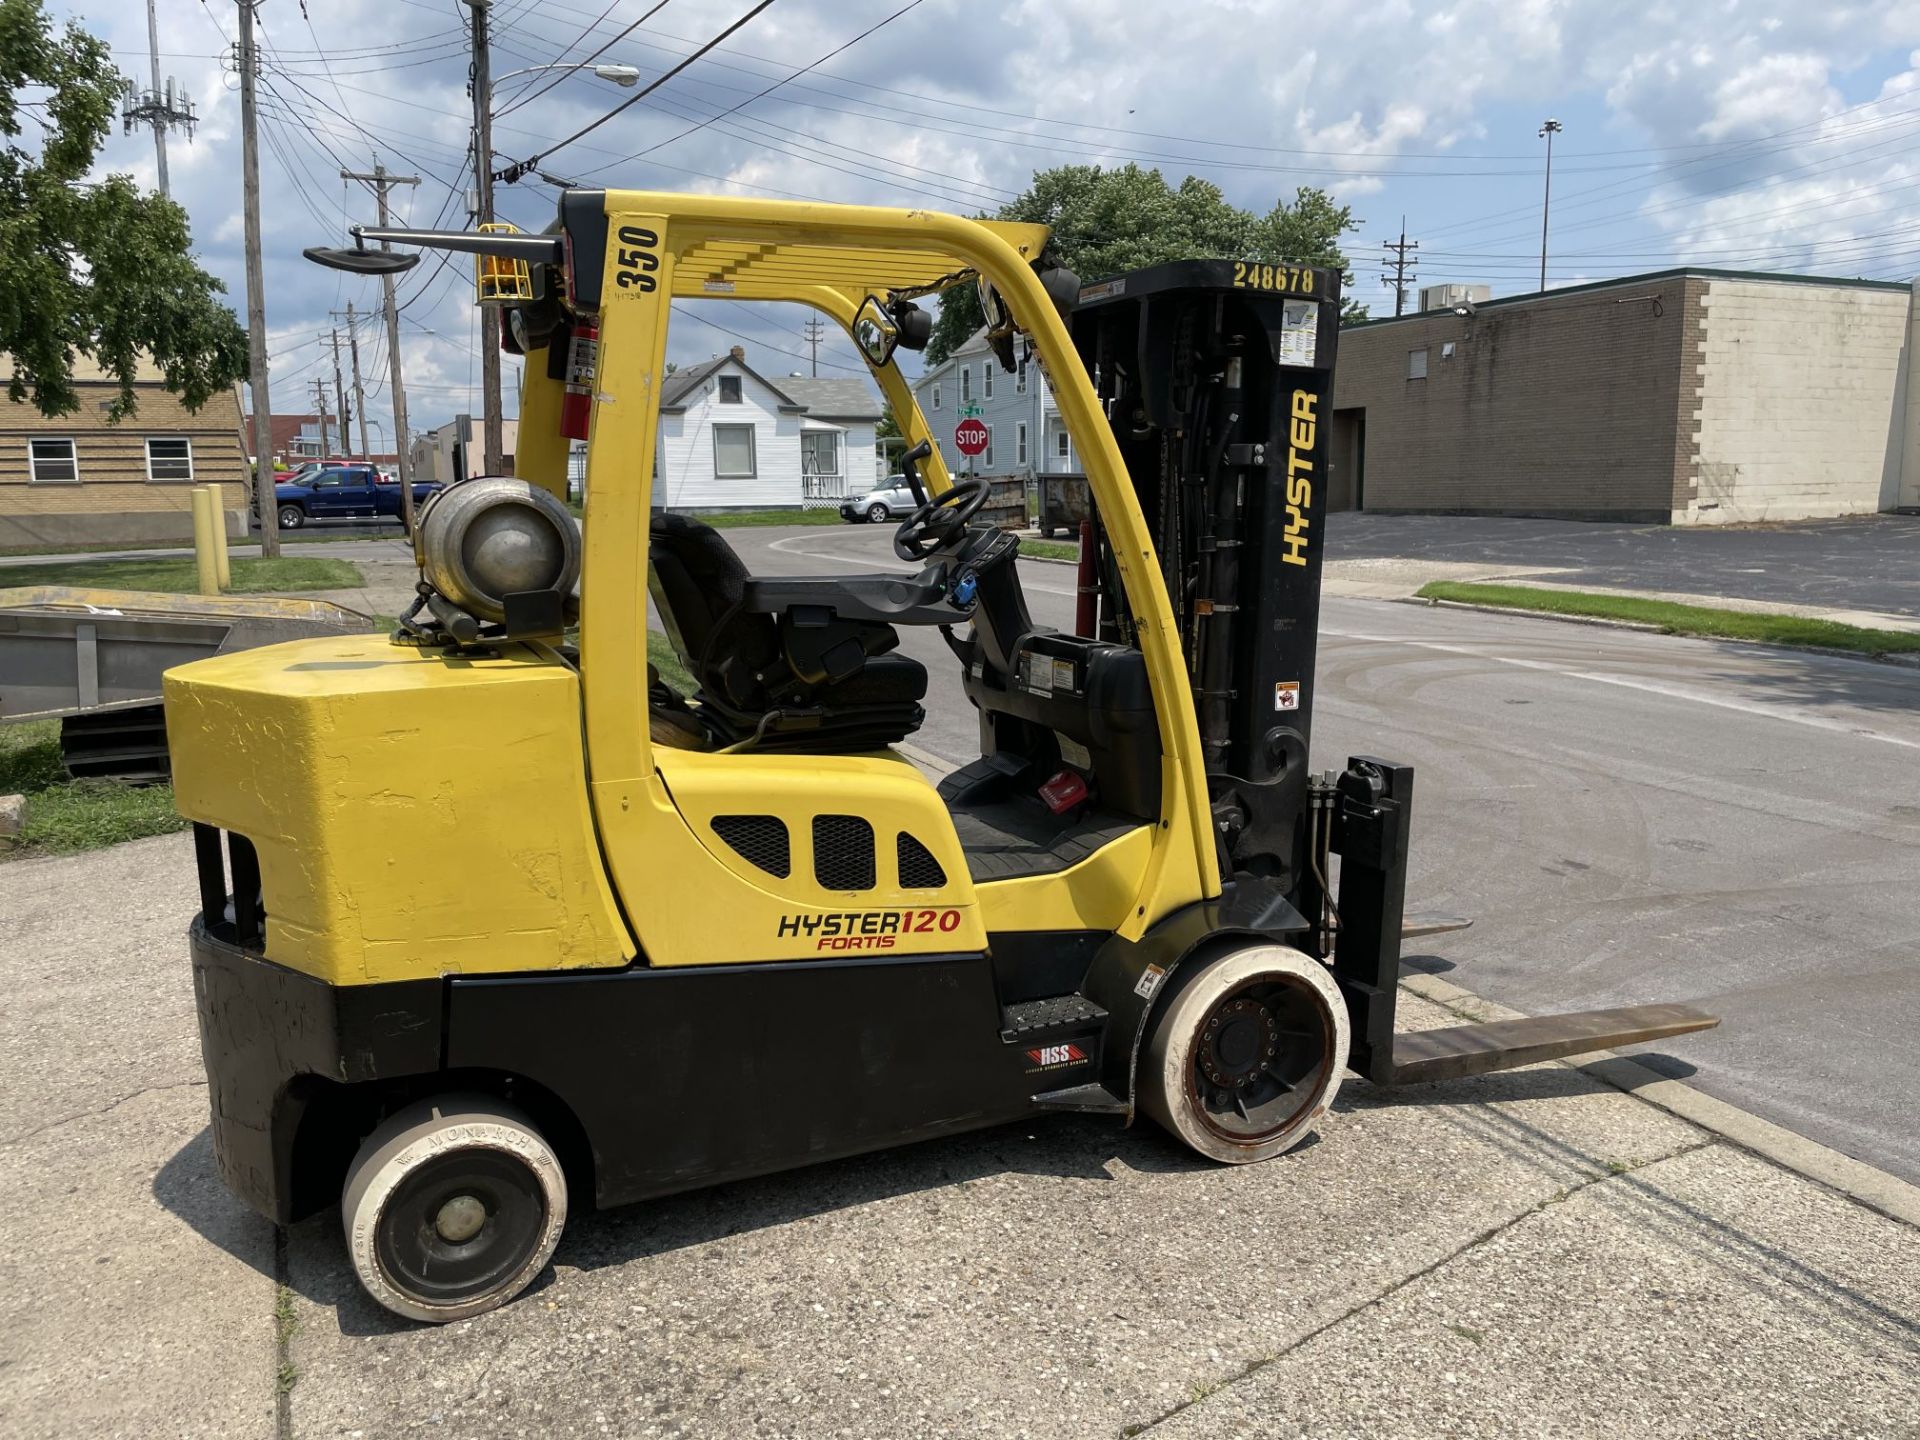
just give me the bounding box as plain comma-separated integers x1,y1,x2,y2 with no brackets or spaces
1073,260,1339,895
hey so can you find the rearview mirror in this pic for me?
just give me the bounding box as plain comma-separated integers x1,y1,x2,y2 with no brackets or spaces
851,294,898,367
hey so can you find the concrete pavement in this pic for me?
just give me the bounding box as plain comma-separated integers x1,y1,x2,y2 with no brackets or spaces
3,828,1916,1438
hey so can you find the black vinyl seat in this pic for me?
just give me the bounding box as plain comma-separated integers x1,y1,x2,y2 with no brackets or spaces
648,511,926,751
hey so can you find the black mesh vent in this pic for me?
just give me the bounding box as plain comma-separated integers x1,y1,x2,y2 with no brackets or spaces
813,815,876,891
896,832,946,889
712,815,791,878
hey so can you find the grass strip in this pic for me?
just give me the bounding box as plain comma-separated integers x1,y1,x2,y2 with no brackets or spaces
0,720,187,860
1416,581,1920,657
0,556,364,594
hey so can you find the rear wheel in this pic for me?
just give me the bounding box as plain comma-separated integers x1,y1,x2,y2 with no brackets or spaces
866,502,890,523
341,1095,568,1324
277,503,306,530
1140,944,1348,1164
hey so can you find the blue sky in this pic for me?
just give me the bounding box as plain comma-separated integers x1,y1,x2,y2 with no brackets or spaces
87,0,1920,436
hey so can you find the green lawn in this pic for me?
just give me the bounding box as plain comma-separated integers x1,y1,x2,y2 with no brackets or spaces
1415,581,1920,658
648,630,697,693
0,555,364,594
0,720,188,861
1022,539,1080,562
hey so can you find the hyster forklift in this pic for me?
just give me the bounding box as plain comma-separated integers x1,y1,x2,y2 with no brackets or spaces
168,190,1717,1323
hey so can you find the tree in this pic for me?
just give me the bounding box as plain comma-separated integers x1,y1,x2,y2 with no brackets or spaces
0,0,247,419
924,165,1365,365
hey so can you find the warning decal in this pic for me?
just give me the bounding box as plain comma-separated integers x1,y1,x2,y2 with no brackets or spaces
1274,681,1301,712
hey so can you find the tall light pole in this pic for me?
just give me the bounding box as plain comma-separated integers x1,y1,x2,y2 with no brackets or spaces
1538,117,1563,293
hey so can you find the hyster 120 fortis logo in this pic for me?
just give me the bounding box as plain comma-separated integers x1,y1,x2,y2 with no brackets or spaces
777,909,962,951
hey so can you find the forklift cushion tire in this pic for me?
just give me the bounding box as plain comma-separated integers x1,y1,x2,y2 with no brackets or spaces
1140,944,1349,1165
341,1094,568,1324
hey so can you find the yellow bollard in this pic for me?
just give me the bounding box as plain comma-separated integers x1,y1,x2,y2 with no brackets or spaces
208,485,232,590
190,485,221,595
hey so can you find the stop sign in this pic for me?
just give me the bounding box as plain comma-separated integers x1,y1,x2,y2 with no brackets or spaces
954,417,989,456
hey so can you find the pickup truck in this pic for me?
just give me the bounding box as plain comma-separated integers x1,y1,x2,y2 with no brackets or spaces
262,464,442,529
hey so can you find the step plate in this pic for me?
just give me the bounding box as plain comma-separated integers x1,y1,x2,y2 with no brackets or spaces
1001,994,1107,1040
1387,1003,1720,1086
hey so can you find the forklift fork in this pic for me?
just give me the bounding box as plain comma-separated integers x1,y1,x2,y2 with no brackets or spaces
1324,756,1719,1087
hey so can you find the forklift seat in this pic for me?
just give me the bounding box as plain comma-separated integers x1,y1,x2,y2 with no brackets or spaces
649,511,927,751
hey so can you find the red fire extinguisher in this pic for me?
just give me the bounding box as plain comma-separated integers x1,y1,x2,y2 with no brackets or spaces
560,320,599,441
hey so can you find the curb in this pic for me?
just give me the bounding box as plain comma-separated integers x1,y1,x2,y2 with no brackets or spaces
1395,595,1920,669
1400,971,1920,1229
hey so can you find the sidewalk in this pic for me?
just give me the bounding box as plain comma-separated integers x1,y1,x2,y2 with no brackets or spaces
2,834,1915,1438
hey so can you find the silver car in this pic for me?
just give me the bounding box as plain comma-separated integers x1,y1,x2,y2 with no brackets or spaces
839,477,919,524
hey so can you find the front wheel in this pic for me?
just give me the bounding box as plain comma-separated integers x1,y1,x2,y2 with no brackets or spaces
341,1095,568,1324
1139,944,1349,1164
277,504,306,530
866,502,889,523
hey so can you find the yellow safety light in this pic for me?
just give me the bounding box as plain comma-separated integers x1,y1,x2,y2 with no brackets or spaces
475,221,534,304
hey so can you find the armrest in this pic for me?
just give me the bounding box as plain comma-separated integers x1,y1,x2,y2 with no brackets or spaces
740,573,969,628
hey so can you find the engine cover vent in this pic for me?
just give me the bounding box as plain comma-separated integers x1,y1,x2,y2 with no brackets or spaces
896,832,946,889
813,815,876,891
712,815,791,878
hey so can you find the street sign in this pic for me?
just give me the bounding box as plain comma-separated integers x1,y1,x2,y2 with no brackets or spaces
957,402,983,418
954,417,989,456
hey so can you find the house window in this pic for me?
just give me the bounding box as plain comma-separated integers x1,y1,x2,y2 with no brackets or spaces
1407,348,1429,380
28,438,78,483
717,374,743,404
960,367,972,405
145,437,194,482
931,380,941,410
1016,421,1028,466
982,425,993,469
1055,430,1071,466
800,430,840,478
983,363,994,400
713,423,756,478
1016,360,1027,394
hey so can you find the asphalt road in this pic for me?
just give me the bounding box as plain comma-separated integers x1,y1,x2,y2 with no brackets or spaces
733,521,1920,1183
1324,510,1920,616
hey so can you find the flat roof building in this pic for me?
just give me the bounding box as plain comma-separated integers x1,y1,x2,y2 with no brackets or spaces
1330,269,1920,524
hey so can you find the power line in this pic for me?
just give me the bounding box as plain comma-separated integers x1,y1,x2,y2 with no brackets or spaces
493,0,675,119
497,0,780,181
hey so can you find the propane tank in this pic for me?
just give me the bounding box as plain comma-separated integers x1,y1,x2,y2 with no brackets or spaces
560,320,598,441
415,477,580,624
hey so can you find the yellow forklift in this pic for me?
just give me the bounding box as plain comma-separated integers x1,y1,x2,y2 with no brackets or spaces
167,190,1716,1323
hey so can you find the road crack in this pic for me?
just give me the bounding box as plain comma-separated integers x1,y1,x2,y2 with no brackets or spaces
0,1077,207,1148
1119,1138,1720,1438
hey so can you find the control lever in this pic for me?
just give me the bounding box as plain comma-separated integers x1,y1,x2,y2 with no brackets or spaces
899,438,932,508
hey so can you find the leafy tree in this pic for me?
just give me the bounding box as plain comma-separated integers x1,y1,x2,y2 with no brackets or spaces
924,165,1365,365
0,0,247,418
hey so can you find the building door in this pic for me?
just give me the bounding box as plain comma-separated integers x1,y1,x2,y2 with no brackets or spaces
1329,409,1365,512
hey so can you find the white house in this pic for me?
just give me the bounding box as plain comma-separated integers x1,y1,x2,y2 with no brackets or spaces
910,328,1080,479
654,347,883,509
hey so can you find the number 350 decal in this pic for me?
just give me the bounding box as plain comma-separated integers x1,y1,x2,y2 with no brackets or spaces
614,224,660,291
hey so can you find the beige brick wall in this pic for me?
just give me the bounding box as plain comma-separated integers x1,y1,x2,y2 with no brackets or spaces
1686,279,1909,524
0,379,249,546
1331,280,1692,520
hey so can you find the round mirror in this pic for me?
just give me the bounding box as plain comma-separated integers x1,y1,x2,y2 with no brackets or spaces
976,276,1015,339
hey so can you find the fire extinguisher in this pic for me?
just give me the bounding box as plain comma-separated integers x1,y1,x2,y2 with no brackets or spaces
560,320,599,441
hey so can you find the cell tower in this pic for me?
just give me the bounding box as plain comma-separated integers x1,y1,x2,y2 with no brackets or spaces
121,0,197,198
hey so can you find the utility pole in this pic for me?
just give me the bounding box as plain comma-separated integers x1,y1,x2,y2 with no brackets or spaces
123,0,196,197
801,317,827,377
312,382,332,457
1381,217,1419,317
236,0,279,555
462,0,504,474
328,330,350,458
346,304,371,463
1538,117,1563,293
341,165,422,527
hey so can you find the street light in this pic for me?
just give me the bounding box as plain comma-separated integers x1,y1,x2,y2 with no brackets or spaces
493,62,641,90
1538,117,1563,293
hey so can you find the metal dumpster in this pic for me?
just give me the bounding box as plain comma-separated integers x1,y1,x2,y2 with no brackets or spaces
1036,473,1090,538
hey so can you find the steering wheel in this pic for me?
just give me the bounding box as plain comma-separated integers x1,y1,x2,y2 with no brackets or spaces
894,478,990,561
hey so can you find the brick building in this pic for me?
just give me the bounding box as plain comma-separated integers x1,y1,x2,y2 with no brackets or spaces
0,358,249,548
1330,269,1920,524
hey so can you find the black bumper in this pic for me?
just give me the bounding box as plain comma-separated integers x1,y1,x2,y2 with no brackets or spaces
189,918,441,1223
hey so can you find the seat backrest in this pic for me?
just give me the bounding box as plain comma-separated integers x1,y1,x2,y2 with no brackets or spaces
649,511,780,708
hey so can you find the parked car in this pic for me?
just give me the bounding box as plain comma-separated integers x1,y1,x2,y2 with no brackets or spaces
273,458,351,484
260,464,442,530
838,476,919,524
